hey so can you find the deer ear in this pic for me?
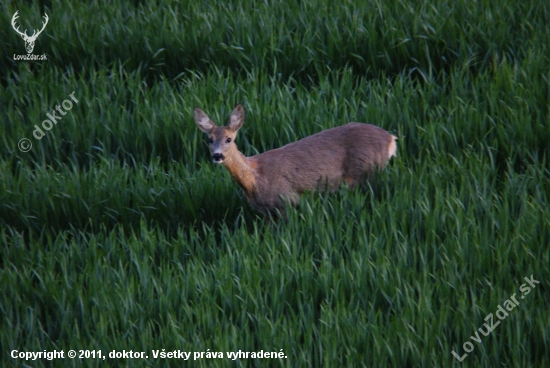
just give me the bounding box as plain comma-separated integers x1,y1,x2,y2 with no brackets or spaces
194,107,216,134
227,104,245,132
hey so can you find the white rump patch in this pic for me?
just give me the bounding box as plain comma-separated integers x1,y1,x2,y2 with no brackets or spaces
388,135,397,158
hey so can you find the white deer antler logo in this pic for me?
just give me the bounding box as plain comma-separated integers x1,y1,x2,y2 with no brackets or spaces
11,11,49,54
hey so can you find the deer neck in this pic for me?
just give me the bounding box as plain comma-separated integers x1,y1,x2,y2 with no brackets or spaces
223,150,257,195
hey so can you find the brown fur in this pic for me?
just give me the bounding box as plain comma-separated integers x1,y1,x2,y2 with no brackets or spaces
194,104,396,215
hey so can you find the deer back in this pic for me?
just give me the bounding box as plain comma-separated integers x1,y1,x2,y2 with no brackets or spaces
247,123,396,211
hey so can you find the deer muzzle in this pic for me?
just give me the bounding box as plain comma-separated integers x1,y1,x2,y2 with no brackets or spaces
212,153,225,163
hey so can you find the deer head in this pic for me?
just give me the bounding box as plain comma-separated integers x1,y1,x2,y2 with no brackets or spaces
194,105,245,164
11,11,49,54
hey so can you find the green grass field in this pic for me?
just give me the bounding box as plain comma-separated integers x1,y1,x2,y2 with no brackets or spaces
1,0,549,367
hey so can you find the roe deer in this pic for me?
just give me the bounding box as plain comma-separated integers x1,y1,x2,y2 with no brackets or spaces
194,104,397,216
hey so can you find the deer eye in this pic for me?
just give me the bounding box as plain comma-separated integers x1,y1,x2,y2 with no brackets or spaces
208,138,213,144
226,137,232,143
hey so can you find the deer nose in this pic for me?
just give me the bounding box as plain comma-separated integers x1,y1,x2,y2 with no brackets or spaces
212,153,225,162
